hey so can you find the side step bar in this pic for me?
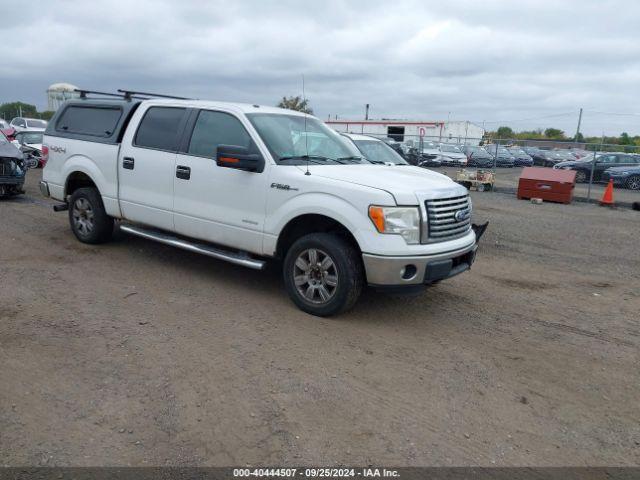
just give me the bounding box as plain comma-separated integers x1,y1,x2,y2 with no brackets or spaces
119,224,266,270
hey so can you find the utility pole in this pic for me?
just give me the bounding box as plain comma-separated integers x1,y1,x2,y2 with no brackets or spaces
574,107,583,143
365,104,370,120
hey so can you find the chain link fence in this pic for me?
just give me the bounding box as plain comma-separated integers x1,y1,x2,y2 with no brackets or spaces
341,131,640,205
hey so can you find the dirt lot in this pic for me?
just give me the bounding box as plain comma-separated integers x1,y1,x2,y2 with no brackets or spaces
1,170,639,467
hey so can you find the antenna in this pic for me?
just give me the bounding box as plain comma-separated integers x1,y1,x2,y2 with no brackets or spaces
302,75,310,176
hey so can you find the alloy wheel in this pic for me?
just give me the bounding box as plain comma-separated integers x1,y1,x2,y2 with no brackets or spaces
293,248,339,304
627,175,640,190
72,198,95,235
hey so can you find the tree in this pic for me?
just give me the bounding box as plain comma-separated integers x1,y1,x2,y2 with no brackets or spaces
619,132,631,145
0,102,38,121
544,128,565,139
39,111,56,121
495,126,515,139
277,96,313,114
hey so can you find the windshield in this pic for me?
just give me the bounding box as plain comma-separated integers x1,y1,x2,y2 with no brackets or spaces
26,119,47,128
20,132,43,144
247,113,363,165
353,139,408,165
440,144,461,153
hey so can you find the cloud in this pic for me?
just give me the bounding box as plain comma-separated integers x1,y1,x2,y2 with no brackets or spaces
1,0,639,135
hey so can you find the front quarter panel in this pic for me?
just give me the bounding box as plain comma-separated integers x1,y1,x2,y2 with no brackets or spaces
263,166,395,255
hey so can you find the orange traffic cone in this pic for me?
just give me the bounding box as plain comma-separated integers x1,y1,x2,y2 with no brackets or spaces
599,180,615,206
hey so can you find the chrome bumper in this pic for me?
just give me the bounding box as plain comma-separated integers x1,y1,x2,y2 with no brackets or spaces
39,181,50,197
362,242,477,287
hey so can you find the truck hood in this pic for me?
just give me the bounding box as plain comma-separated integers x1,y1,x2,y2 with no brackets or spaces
298,164,467,204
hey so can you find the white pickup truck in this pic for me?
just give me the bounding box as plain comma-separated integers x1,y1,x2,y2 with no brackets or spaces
41,92,484,316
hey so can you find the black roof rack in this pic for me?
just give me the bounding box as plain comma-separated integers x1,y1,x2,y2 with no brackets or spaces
117,89,192,100
74,88,192,101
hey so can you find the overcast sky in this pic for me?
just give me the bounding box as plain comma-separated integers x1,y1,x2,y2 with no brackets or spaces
2,0,640,135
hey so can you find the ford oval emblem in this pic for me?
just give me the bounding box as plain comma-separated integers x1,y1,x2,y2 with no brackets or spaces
454,208,471,222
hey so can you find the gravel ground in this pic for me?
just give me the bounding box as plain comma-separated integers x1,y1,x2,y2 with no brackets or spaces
1,169,639,467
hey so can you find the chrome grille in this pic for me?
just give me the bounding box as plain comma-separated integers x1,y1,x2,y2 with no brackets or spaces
424,194,472,242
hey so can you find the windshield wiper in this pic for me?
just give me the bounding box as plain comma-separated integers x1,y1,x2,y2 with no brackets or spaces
278,155,329,164
336,156,366,163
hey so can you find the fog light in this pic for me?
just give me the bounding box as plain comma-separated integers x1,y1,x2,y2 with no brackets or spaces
401,264,417,280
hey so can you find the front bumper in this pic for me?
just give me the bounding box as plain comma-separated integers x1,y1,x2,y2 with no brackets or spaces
363,242,477,287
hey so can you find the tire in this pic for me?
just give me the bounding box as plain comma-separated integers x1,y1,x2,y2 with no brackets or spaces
574,169,588,183
68,187,114,244
626,175,640,190
283,233,364,317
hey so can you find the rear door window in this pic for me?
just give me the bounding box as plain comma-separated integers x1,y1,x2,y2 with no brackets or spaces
134,107,187,151
187,110,251,158
56,106,122,137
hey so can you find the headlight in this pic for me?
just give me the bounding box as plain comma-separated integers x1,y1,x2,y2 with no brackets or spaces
368,206,420,244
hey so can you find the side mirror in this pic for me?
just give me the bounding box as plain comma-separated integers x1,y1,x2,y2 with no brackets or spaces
216,145,265,173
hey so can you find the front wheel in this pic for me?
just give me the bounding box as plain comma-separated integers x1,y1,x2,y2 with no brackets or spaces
283,233,364,316
68,187,114,244
626,175,640,190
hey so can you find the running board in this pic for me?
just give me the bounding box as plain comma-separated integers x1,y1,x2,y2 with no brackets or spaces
119,224,266,270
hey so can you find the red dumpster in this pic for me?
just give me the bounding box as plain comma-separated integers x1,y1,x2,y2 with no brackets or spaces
517,167,576,204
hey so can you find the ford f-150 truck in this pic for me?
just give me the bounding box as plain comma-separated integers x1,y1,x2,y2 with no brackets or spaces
40,92,484,316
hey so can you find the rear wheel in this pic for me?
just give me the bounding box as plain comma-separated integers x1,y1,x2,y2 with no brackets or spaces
283,233,364,317
626,175,640,190
68,187,114,244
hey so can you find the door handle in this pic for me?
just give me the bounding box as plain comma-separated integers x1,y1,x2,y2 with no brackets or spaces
123,157,135,170
176,165,191,180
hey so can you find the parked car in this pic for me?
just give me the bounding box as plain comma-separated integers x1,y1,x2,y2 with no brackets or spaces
0,130,27,197
484,145,515,167
555,153,640,183
414,140,443,167
10,117,48,132
533,149,574,167
601,165,640,190
0,119,9,129
569,148,590,159
462,145,493,167
522,146,547,165
41,96,482,316
341,133,408,165
437,143,467,166
13,131,44,167
378,137,408,159
507,147,534,166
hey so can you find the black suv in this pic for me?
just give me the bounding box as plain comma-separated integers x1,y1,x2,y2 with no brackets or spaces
554,153,640,183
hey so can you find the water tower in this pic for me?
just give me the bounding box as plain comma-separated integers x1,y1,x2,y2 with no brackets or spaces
47,83,80,111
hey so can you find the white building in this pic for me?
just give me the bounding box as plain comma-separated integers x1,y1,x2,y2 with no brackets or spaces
326,119,485,145
47,83,80,111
